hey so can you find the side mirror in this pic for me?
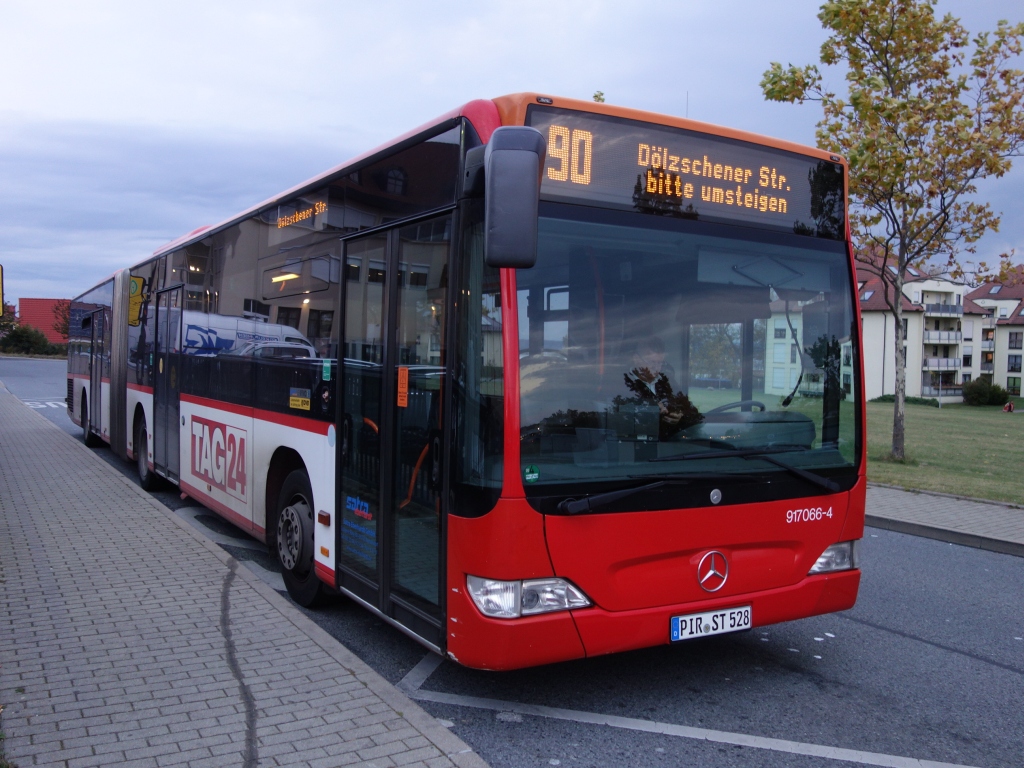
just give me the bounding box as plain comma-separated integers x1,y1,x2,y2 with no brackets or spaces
484,126,546,269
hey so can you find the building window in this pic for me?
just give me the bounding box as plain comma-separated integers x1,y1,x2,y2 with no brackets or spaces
790,344,798,364
1010,332,1023,350
843,347,852,366
962,374,971,384
962,354,972,368
772,367,785,388
901,318,908,340
276,306,301,329
842,373,851,394
774,327,787,339
1009,355,1022,373
1008,377,1021,396
773,343,787,364
963,320,973,340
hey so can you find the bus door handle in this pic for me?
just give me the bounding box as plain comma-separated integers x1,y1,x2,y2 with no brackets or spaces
341,414,352,464
428,430,442,491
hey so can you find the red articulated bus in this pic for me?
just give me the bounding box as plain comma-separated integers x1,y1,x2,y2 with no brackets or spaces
68,93,864,670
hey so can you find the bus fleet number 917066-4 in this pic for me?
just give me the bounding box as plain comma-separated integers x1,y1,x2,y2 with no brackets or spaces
786,507,833,524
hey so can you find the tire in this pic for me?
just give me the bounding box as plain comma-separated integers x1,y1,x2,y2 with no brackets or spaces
82,394,101,448
274,469,326,608
136,418,157,491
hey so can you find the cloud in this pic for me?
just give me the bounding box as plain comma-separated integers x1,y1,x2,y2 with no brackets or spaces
0,120,349,300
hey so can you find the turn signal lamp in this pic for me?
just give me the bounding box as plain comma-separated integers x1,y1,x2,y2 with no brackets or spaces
808,541,859,574
466,575,591,619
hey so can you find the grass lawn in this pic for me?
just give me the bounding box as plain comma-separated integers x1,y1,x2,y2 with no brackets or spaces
866,397,1024,505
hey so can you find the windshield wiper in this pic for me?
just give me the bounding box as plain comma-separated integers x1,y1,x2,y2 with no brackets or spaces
649,445,799,462
650,445,840,493
556,479,687,515
555,472,752,515
743,451,841,493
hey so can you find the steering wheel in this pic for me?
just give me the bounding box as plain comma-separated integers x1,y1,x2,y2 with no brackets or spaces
705,400,766,415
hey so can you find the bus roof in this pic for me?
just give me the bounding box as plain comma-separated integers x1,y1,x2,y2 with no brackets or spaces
147,93,844,266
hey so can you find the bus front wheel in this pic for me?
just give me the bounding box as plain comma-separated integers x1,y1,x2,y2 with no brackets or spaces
275,470,326,608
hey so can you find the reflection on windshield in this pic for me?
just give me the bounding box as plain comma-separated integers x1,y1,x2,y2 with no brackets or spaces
517,211,859,490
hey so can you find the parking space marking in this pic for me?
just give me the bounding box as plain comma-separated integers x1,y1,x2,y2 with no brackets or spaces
401,655,976,768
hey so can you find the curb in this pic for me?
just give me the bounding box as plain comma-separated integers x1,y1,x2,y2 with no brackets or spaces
865,515,1024,559
3,390,490,768
867,481,1024,511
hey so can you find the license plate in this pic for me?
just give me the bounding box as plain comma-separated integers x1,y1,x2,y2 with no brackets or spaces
671,606,751,641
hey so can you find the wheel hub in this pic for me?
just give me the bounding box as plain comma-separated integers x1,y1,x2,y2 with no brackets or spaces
277,501,310,572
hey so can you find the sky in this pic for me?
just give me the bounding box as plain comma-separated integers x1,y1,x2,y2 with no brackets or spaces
1,0,1021,304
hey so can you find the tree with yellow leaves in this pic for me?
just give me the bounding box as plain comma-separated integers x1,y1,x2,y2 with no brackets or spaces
762,0,1024,459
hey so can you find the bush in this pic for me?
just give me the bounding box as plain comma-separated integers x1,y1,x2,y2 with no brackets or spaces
962,378,1010,406
0,325,53,355
869,394,939,407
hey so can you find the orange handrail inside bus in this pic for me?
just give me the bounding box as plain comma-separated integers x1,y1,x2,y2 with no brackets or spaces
398,443,430,510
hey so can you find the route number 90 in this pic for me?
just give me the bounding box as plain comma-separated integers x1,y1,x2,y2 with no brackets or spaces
547,126,593,185
786,507,833,524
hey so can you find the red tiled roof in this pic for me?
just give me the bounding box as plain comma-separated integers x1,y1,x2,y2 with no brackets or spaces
18,298,66,344
857,277,920,312
965,281,1024,301
962,298,989,315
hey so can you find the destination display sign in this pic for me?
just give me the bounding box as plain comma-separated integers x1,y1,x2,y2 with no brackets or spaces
526,106,846,239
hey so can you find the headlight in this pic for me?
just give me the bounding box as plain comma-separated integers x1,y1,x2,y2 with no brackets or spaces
466,575,591,619
808,540,859,574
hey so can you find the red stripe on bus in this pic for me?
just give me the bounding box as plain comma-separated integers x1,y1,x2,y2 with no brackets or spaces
179,393,331,435
179,479,265,543
127,382,153,394
315,562,335,587
255,407,332,435
180,393,254,418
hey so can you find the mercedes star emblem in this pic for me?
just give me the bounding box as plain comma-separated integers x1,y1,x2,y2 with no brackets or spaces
697,550,728,592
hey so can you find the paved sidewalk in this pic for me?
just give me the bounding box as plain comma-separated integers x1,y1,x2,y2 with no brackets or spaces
866,484,1024,557
0,385,488,768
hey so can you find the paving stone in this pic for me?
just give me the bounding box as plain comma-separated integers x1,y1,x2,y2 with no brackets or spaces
0,388,489,768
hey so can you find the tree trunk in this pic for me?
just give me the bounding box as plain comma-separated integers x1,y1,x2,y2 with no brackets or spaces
891,279,906,460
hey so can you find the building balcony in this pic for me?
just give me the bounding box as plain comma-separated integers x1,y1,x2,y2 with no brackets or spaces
923,330,962,343
924,303,963,316
921,386,962,397
983,316,997,328
922,357,961,371
981,340,995,351
980,362,995,373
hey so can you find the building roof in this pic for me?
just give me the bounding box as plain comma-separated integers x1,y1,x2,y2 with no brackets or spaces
18,298,66,344
997,305,1024,326
856,277,921,312
962,298,988,315
965,281,1024,301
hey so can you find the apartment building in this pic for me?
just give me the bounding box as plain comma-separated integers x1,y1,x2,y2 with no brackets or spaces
857,269,989,403
964,282,1024,397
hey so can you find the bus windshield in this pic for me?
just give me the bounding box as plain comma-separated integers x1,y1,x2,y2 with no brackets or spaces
517,204,860,510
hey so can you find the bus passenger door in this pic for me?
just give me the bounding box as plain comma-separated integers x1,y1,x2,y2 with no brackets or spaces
88,309,104,439
153,287,182,482
337,216,451,649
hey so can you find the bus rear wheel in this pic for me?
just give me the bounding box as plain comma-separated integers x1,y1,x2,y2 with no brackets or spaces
81,394,101,447
135,419,157,491
275,470,326,608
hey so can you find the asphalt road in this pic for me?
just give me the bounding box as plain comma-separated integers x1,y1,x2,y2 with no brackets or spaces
3,356,1023,768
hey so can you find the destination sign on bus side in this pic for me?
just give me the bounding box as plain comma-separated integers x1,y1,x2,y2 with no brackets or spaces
526,106,846,239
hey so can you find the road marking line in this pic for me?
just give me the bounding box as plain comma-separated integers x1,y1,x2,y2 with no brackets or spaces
398,653,444,694
407,687,977,768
